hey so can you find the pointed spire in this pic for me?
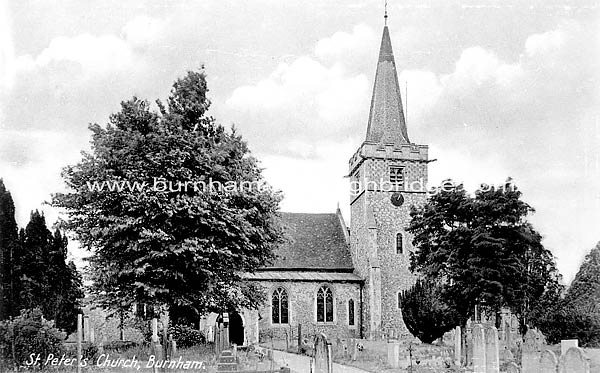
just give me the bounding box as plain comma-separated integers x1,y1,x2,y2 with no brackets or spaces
365,23,410,145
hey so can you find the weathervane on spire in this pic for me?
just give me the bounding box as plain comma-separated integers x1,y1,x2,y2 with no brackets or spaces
384,0,388,25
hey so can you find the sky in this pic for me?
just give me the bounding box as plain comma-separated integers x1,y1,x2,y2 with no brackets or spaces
0,0,598,284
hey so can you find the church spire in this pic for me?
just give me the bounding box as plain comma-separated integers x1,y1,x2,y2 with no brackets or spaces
365,20,410,145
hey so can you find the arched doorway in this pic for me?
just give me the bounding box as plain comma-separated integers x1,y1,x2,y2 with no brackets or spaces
228,311,244,346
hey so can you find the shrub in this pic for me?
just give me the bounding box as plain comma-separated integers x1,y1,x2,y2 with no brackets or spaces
399,279,462,344
0,308,66,368
168,325,205,348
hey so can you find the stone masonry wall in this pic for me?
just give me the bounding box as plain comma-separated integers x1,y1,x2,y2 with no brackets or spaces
255,280,362,342
350,153,428,336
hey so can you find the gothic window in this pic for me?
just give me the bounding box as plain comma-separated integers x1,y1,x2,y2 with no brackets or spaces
389,166,404,188
396,233,403,254
272,287,289,324
348,299,355,326
316,286,334,323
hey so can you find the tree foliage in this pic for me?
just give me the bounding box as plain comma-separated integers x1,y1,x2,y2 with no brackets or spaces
399,278,464,343
0,308,65,368
408,180,559,332
14,211,83,332
532,243,600,346
0,179,19,320
1,180,82,331
52,69,284,315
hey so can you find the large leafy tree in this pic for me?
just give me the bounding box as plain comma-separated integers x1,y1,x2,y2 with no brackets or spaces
408,180,559,333
52,69,283,317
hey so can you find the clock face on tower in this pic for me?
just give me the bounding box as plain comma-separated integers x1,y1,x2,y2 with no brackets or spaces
391,192,404,207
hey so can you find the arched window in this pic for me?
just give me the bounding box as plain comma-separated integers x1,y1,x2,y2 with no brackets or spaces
348,299,355,326
397,292,402,309
272,287,289,324
316,286,334,323
396,233,403,254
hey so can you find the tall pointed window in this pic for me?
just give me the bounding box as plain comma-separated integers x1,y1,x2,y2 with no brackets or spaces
389,166,404,188
272,287,289,324
316,286,334,323
348,299,355,326
396,233,403,254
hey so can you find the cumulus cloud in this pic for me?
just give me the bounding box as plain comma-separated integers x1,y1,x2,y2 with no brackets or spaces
225,19,599,282
1,1,598,283
227,54,369,157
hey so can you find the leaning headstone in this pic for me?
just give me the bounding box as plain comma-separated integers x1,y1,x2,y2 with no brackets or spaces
387,339,400,368
560,339,578,357
485,326,500,373
522,328,544,373
313,333,332,373
539,349,558,373
454,326,462,365
558,347,590,373
506,361,520,373
472,324,486,373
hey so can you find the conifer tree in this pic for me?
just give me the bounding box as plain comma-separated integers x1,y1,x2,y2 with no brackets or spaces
399,278,464,343
0,179,19,320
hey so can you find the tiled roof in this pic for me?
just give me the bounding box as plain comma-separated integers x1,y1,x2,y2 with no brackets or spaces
245,271,362,283
365,25,410,145
264,212,354,270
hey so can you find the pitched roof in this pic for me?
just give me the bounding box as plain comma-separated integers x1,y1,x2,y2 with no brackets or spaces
245,271,362,283
365,25,410,145
263,212,353,271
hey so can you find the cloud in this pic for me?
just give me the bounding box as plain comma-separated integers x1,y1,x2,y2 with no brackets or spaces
226,55,369,157
226,19,599,283
315,24,378,66
16,34,134,74
122,15,167,49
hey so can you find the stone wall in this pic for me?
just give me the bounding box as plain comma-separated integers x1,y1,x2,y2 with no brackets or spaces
253,280,361,342
349,150,428,336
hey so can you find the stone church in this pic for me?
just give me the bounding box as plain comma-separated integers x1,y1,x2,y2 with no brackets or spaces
203,21,429,346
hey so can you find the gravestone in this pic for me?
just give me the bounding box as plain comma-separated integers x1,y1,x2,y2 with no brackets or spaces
485,326,500,373
387,339,400,368
83,316,90,342
539,349,558,373
506,361,520,373
472,324,486,373
313,333,332,373
500,346,515,363
560,339,578,356
297,324,302,353
558,347,590,373
454,326,462,364
341,339,348,359
522,328,544,373
349,338,357,361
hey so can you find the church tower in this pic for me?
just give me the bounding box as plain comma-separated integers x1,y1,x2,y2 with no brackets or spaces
349,19,429,337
